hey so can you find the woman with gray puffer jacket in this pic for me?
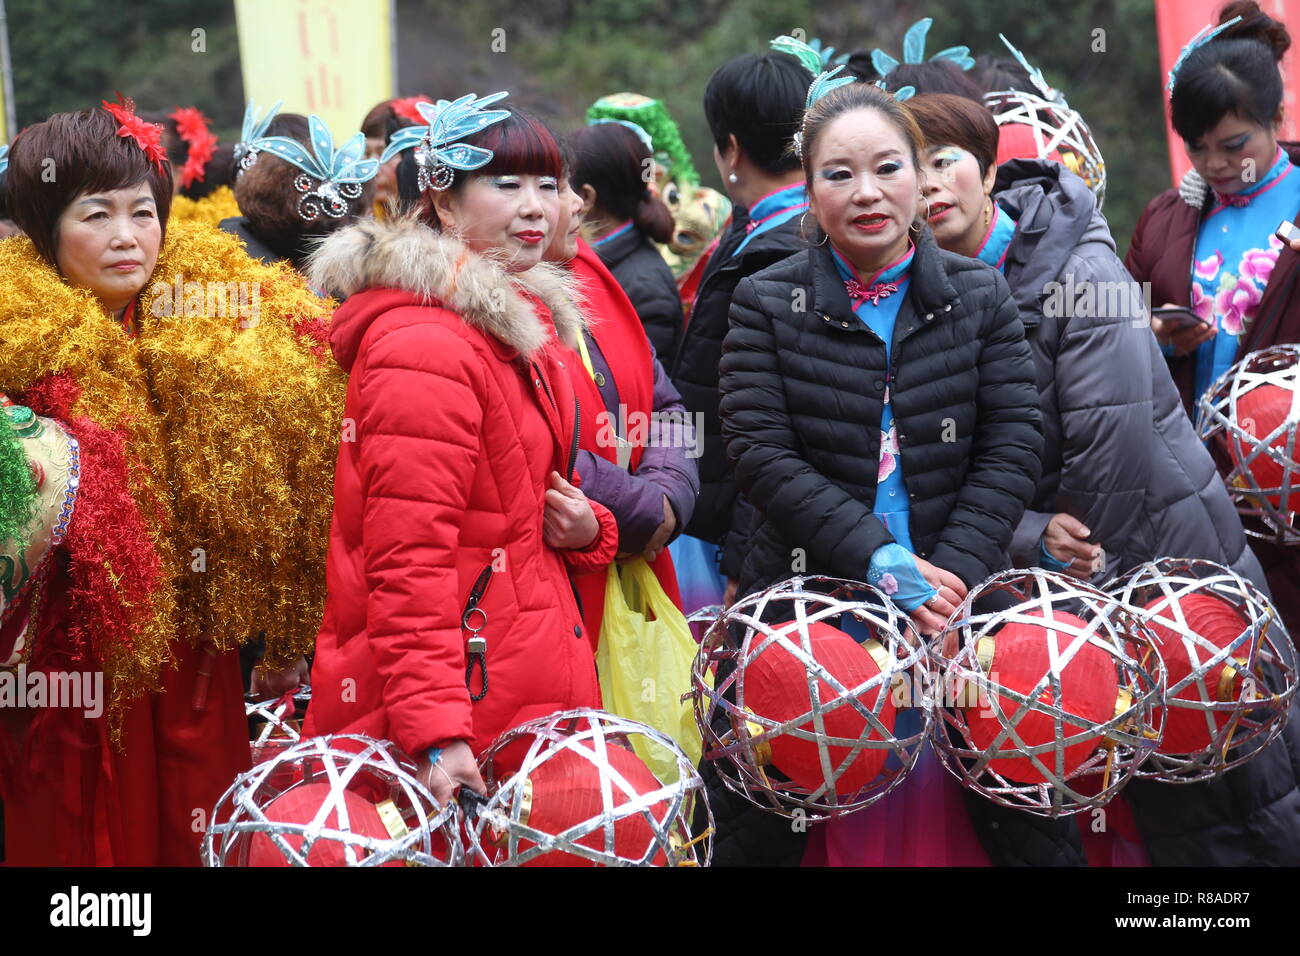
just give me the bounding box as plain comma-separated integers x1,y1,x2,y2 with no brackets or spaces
908,91,1300,866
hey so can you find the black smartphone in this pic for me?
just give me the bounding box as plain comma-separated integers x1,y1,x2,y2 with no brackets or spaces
1151,305,1211,330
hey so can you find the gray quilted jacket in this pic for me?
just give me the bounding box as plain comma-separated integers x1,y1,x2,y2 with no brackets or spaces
996,160,1300,866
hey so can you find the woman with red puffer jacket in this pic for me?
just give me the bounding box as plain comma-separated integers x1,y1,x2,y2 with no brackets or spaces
304,99,617,805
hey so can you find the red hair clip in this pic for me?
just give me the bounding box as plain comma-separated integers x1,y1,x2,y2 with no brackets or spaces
169,106,218,188
101,94,168,171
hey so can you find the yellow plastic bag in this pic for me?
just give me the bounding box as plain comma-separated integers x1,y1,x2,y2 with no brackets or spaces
595,558,704,784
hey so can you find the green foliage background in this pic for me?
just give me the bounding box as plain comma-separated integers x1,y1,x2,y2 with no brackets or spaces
6,0,1169,250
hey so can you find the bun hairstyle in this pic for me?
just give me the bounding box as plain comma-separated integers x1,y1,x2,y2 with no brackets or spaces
5,106,174,268
882,60,984,102
234,113,374,255
969,54,1034,95
569,122,674,245
797,83,928,239
1170,0,1291,144
798,81,927,181
1218,0,1291,59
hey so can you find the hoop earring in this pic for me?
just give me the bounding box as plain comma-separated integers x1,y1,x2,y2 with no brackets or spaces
800,211,829,246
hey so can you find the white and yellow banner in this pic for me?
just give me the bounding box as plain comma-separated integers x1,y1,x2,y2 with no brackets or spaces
234,0,394,141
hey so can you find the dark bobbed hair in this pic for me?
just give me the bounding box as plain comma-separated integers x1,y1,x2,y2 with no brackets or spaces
905,93,1000,176
569,123,673,244
5,105,173,268
416,108,564,231
1170,1,1290,143
234,113,374,253
704,52,812,175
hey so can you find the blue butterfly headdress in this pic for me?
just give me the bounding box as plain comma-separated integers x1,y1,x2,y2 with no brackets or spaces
380,92,512,192
1166,16,1243,93
0,145,8,179
771,34,917,159
871,17,974,89
232,99,283,173
255,115,380,221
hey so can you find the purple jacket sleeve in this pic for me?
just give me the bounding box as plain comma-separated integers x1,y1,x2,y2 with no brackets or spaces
576,354,700,554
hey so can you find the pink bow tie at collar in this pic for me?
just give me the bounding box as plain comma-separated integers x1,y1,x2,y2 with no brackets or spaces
1216,190,1252,208
845,278,899,307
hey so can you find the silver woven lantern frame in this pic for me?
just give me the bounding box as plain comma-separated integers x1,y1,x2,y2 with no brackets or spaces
203,734,463,867
930,568,1164,817
984,89,1107,205
466,708,711,867
1107,557,1296,782
692,575,930,820
245,688,310,765
1197,345,1300,545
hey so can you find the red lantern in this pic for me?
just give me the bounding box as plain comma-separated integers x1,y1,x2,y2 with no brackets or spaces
516,746,669,867
1143,593,1247,754
963,611,1119,784
1228,382,1297,507
247,782,403,867
743,619,896,794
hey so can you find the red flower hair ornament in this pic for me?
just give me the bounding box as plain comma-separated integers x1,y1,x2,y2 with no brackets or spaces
101,94,168,172
390,95,432,125
169,106,218,188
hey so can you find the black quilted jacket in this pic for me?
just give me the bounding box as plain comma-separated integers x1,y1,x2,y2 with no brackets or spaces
720,226,1043,594
670,212,805,576
594,225,684,360
696,227,1095,867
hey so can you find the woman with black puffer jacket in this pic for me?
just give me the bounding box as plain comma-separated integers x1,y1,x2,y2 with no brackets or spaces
708,80,1054,868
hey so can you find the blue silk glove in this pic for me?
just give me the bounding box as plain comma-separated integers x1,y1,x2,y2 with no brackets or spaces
867,542,938,612
1038,536,1073,572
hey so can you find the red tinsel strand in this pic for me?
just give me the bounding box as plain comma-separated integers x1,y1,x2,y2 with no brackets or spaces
20,375,164,678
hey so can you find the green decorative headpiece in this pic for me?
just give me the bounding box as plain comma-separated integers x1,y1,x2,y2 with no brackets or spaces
586,93,698,186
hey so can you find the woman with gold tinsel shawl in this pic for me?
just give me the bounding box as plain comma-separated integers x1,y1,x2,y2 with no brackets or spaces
0,99,343,866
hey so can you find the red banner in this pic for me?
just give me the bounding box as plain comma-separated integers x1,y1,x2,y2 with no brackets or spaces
1156,0,1300,187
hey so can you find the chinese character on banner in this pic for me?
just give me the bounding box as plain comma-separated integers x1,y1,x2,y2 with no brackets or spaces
234,0,394,139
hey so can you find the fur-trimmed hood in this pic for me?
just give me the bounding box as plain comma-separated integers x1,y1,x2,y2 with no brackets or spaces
308,214,587,362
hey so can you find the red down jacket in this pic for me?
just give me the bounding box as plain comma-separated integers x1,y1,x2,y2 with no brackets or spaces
303,216,618,758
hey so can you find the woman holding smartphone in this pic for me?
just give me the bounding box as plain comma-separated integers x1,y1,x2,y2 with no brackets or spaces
1125,2,1300,636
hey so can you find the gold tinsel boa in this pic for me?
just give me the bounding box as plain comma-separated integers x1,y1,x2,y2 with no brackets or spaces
169,185,242,230
0,220,344,724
